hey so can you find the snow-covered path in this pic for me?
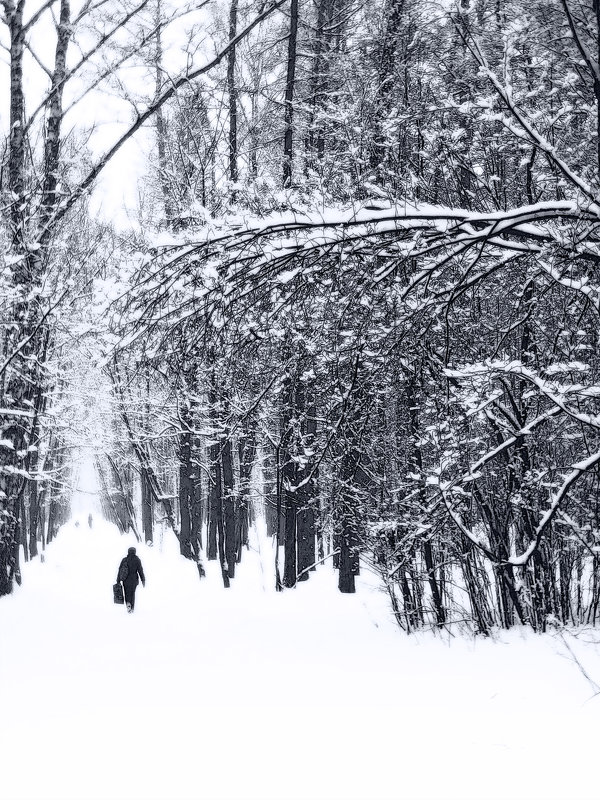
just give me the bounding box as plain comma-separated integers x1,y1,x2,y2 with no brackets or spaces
0,519,598,800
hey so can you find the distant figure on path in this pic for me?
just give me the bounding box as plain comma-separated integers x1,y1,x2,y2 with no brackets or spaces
88,513,93,529
116,547,146,613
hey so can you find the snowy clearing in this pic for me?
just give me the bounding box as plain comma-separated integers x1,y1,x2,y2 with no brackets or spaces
0,517,598,800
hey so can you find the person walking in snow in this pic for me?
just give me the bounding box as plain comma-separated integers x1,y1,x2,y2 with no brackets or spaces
116,546,145,613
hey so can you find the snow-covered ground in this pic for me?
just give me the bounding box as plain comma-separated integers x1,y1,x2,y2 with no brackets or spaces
0,515,598,800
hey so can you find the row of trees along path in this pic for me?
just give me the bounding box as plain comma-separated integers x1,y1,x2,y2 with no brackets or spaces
3,0,600,635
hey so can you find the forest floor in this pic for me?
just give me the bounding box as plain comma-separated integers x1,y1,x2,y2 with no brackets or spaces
0,515,599,800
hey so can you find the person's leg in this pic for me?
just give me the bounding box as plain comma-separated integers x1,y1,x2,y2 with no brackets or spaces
124,585,134,612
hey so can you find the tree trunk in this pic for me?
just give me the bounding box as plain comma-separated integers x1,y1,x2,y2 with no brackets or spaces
263,445,280,539
39,0,71,233
228,0,239,198
594,0,600,178
336,366,366,594
207,439,220,561
282,482,297,587
221,437,237,579
370,0,404,184
191,471,203,552
179,426,194,559
236,433,255,559
0,0,28,596
28,447,40,560
296,394,317,581
283,0,299,187
154,0,175,223
337,444,361,594
306,0,343,166
214,453,230,589
406,373,446,625
281,367,298,588
141,468,153,544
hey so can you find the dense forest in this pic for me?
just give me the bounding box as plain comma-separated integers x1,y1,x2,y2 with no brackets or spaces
2,0,600,635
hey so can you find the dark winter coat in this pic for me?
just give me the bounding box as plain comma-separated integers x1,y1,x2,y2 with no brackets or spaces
117,552,145,588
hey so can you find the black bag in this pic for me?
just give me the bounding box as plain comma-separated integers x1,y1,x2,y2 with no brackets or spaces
113,582,124,604
117,560,129,582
